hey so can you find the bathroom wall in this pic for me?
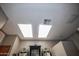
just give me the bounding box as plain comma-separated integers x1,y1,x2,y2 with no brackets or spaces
52,41,67,56
67,32,79,50
10,36,20,55
19,40,58,51
1,35,20,55
0,7,7,29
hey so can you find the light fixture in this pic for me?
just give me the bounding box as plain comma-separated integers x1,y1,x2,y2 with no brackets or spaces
38,24,52,38
18,24,33,38
77,28,79,31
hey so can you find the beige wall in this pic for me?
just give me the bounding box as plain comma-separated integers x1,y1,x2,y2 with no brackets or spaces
0,31,5,44
1,35,20,55
0,7,7,29
1,35,17,46
68,32,79,50
62,41,78,56
52,41,78,56
19,40,58,51
52,41,67,56
10,36,20,55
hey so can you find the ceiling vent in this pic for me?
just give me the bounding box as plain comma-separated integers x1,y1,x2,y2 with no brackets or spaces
43,19,51,25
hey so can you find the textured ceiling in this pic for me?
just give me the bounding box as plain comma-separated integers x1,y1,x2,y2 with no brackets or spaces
0,3,79,40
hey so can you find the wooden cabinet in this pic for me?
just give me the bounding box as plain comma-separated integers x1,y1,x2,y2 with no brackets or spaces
1,35,20,56
0,45,11,56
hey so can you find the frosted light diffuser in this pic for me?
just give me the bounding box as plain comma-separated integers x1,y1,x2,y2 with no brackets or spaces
38,24,52,38
18,24,33,37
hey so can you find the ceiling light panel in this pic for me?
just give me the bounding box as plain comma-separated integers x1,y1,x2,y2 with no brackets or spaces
18,24,33,38
38,24,52,38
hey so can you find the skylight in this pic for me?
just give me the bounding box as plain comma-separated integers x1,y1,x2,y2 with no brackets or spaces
18,24,33,38
38,24,52,38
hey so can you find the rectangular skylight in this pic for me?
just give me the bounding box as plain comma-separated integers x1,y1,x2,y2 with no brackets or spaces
38,24,52,38
18,24,33,37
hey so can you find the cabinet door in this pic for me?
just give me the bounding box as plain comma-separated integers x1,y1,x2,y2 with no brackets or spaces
0,45,11,56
